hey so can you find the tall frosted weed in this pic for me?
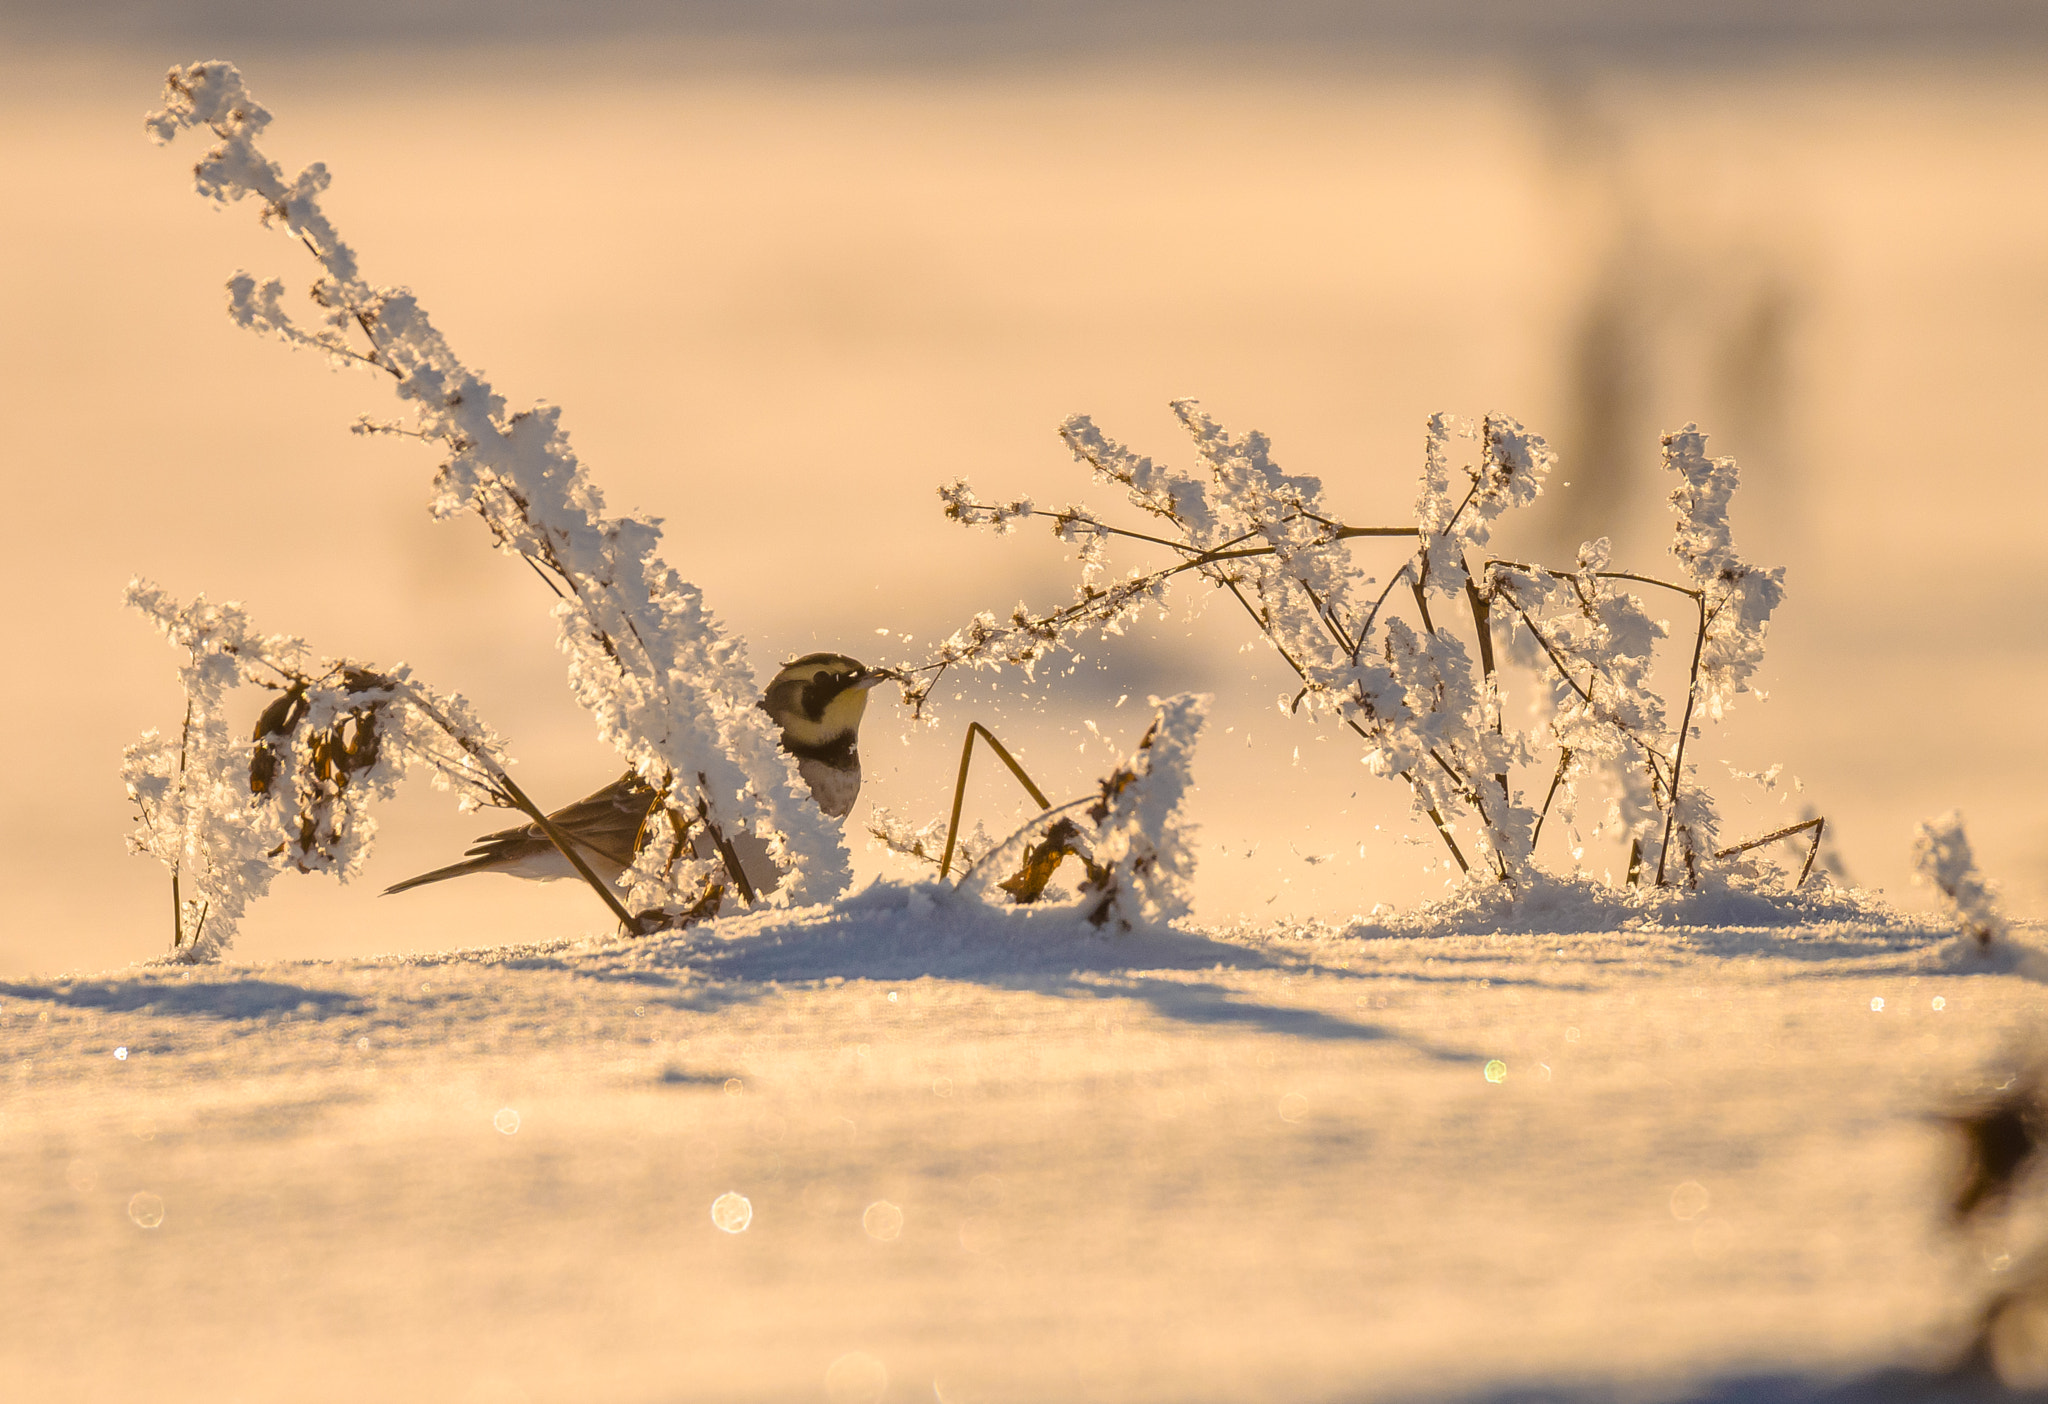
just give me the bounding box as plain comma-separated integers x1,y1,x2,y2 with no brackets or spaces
136,61,851,951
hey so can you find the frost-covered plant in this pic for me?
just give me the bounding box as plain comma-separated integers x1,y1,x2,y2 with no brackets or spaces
144,61,847,922
925,406,1792,896
926,403,1549,882
1485,535,1671,864
123,582,510,961
957,693,1207,930
1070,692,1207,929
1913,811,2010,951
867,808,996,875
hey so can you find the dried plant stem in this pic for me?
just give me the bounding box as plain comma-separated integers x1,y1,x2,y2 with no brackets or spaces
1529,747,1574,853
1460,557,1509,799
397,688,647,932
1654,592,1712,887
170,696,194,950
1715,816,1826,890
957,795,1097,890
939,723,1053,879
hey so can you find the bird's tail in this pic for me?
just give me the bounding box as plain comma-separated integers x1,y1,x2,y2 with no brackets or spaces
382,858,501,896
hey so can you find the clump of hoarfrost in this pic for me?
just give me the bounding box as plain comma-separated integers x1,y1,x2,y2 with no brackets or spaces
1072,692,1207,929
145,61,847,922
1913,811,2011,953
866,808,996,875
122,581,506,961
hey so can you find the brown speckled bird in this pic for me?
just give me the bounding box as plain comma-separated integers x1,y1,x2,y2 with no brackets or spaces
383,653,886,895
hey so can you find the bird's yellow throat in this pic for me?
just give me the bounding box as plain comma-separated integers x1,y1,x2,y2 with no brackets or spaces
780,685,870,750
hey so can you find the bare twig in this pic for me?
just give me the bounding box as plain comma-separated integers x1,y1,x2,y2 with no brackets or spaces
1655,591,1712,887
1530,747,1573,853
939,723,1054,879
1715,816,1827,890
396,686,648,932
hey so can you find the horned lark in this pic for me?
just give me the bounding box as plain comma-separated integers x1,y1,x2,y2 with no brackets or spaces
384,653,888,896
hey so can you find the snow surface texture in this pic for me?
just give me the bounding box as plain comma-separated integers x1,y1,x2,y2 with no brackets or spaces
142,61,849,925
6,884,2047,1403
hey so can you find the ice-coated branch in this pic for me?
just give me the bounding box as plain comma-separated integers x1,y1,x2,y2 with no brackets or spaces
146,61,849,916
1652,424,1784,885
1072,693,1208,929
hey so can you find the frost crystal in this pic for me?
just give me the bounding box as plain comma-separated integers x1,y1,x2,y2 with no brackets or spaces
867,806,994,873
1072,693,1208,930
146,62,848,916
1662,424,1786,722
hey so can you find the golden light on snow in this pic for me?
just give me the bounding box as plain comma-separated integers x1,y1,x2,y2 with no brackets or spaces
710,1191,753,1234
1934,996,1948,1011
492,1107,521,1135
823,1351,889,1404
126,1191,165,1229
113,1046,127,1061
1692,1218,1732,1261
1278,1092,1309,1123
862,1200,905,1241
723,1077,744,1097
1484,1060,1507,1083
1870,997,1885,1012
1671,1181,1712,1220
958,1215,1004,1255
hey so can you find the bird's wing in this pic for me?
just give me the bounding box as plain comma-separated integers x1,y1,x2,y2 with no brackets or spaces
464,772,658,868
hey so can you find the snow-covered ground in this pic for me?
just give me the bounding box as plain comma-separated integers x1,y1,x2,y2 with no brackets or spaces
6,884,2042,1402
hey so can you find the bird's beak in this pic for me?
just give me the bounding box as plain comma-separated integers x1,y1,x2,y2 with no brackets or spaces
853,673,894,691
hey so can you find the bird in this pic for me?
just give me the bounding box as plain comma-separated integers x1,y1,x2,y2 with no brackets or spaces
383,653,888,897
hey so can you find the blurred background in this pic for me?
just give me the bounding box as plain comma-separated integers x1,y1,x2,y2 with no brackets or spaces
2,1,2044,975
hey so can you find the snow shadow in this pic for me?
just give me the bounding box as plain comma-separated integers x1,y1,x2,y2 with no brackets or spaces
1073,972,1479,1060
1417,1362,2026,1403
561,884,1483,1057
0,977,364,1020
